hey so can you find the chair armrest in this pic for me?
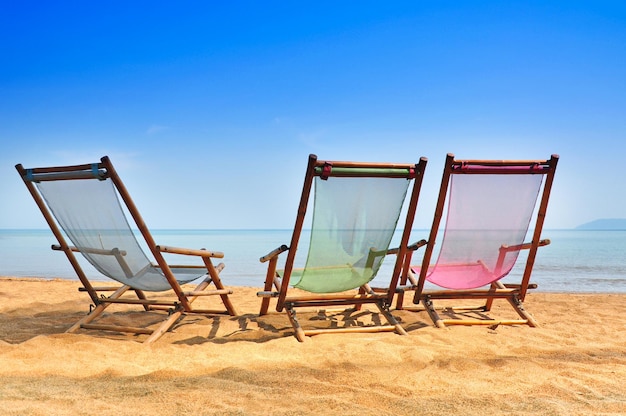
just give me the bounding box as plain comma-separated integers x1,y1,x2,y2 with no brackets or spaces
387,239,427,255
260,245,289,263
155,264,206,269
500,238,550,253
408,239,428,251
156,245,224,258
51,244,127,256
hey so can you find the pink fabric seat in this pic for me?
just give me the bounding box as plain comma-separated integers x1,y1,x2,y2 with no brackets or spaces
416,168,544,289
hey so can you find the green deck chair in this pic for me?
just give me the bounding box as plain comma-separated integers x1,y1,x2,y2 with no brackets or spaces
258,154,427,341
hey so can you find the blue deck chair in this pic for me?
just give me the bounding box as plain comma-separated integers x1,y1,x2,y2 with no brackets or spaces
16,156,237,343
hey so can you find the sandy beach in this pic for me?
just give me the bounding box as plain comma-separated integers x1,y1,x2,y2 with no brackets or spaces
0,277,624,415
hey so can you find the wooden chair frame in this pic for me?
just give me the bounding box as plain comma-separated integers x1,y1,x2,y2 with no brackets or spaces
396,153,559,328
16,156,237,343
257,154,428,341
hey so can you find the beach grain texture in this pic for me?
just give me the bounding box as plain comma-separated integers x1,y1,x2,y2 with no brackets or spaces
0,277,624,415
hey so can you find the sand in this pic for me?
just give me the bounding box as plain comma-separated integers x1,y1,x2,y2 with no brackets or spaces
0,277,624,415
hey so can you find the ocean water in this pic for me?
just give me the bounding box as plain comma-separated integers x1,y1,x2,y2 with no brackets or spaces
0,229,625,293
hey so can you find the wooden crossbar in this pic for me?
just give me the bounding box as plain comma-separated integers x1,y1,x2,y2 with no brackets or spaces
421,289,517,300
257,291,280,298
98,298,179,307
285,293,386,303
24,170,106,182
288,298,384,309
80,323,154,335
440,319,529,326
304,325,398,336
184,309,233,315
183,289,232,296
157,245,224,258
79,286,123,292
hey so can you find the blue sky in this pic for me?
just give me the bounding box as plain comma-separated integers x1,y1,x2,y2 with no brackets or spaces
1,1,625,229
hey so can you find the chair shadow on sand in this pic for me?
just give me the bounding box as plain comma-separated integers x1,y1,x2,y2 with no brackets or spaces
0,301,89,344
0,296,430,345
171,307,431,345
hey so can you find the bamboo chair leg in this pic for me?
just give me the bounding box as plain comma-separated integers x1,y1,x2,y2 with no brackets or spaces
142,263,235,344
285,305,306,342
357,283,378,311
67,285,132,333
67,303,109,333
395,255,415,310
508,295,538,327
259,257,280,316
71,264,235,343
422,296,446,328
202,259,237,316
142,274,217,344
494,281,537,327
420,293,535,328
484,282,497,311
283,301,407,342
259,294,272,316
143,310,185,344
142,264,231,344
374,301,407,336
395,291,406,310
259,273,278,316
134,289,151,311
355,286,365,311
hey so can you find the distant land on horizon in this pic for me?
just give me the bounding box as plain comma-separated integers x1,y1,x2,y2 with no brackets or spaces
575,218,626,230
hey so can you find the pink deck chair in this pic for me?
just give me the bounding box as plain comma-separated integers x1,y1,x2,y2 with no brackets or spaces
397,153,558,328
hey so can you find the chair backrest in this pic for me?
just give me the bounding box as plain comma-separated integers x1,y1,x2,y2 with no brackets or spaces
420,154,558,291
283,155,428,295
17,158,201,291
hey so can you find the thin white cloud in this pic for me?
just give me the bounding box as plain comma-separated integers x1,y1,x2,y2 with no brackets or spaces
146,125,169,135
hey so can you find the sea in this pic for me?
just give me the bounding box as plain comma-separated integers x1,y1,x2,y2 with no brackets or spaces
1,229,625,293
